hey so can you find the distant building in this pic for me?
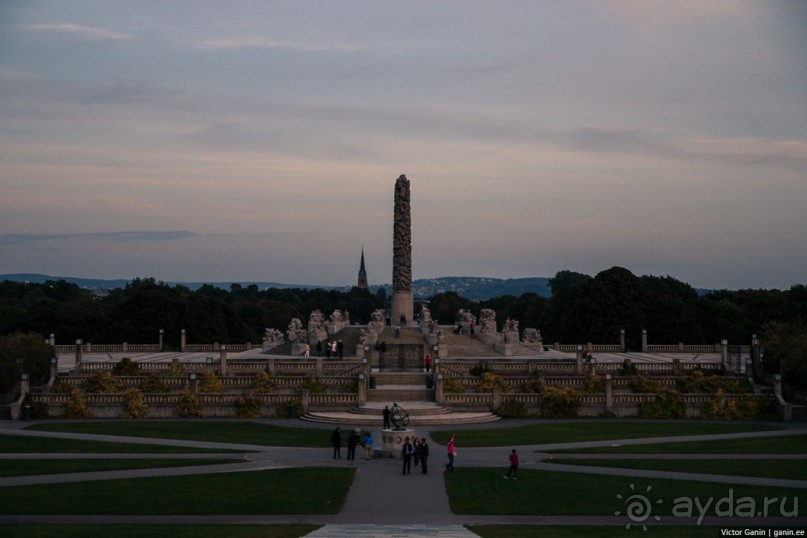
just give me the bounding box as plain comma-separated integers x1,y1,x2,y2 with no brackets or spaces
357,247,368,289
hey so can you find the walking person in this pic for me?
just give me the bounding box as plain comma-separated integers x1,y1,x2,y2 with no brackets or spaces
419,438,429,474
424,355,431,372
401,436,413,475
504,449,519,479
383,405,391,429
330,427,342,459
337,340,344,359
445,434,456,471
413,438,421,467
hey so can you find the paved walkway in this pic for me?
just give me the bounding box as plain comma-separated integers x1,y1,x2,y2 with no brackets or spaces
2,419,807,536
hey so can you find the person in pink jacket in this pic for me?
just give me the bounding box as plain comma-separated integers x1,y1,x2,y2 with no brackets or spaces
504,449,519,479
445,435,456,471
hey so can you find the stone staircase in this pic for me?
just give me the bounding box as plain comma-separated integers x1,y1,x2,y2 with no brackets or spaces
300,401,500,425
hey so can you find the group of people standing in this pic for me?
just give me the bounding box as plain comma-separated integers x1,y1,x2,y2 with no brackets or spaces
330,426,374,460
315,339,343,359
400,436,429,475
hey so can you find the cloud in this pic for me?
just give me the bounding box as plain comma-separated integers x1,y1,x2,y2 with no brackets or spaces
22,23,134,41
0,231,195,245
198,36,365,53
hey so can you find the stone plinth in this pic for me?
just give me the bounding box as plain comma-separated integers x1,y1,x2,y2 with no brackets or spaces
392,291,413,328
381,428,417,459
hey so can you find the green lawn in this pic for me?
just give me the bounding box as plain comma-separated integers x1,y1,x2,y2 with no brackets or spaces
430,421,779,447
547,458,807,480
26,421,332,447
0,434,242,453
0,467,354,515
445,468,803,516
0,458,244,477
548,433,807,454
0,525,320,538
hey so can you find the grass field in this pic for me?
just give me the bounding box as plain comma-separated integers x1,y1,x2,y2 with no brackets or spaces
445,468,804,516
546,458,807,480
0,458,244,477
0,434,243,453
0,467,354,515
429,421,779,447
26,421,333,447
547,433,807,454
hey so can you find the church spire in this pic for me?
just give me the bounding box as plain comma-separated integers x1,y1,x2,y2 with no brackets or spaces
357,246,368,289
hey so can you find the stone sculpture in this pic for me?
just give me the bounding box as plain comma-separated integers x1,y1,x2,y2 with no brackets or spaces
479,309,497,335
286,318,305,342
392,175,412,293
522,328,542,343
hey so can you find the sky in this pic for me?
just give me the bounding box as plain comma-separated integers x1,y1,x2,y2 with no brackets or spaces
1,1,806,290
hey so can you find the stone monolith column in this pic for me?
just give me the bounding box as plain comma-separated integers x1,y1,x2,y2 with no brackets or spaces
391,174,413,326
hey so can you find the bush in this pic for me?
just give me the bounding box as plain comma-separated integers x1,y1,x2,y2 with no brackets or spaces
469,364,490,377
442,376,466,394
521,375,543,393
701,391,780,420
477,372,509,393
582,374,604,394
49,378,69,393
112,357,140,376
540,386,580,418
253,370,275,393
198,369,223,393
177,385,203,417
234,393,261,418
65,388,91,418
629,375,665,394
677,369,750,394
638,390,686,419
140,372,168,393
168,362,187,377
122,388,148,418
301,374,326,394
83,371,124,393
497,398,528,418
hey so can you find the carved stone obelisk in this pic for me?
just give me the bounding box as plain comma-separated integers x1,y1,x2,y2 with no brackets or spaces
392,174,413,326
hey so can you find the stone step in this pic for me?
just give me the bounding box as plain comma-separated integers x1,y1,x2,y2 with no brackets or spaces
367,388,434,402
348,403,452,416
372,372,430,384
303,524,481,537
300,410,501,426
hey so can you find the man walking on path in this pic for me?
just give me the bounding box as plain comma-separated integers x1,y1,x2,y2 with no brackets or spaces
504,448,519,479
330,427,342,459
383,405,391,429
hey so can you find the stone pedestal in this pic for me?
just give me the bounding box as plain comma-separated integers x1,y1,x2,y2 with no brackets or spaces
392,291,413,327
381,428,418,459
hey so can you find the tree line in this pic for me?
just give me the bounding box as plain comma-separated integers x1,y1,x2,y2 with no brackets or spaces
1,267,805,390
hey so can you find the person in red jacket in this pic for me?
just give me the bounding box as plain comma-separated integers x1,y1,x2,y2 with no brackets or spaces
504,449,519,479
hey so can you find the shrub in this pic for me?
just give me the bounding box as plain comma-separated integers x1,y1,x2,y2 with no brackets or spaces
638,390,686,419
522,375,544,393
234,393,261,418
198,369,223,393
168,362,187,377
112,357,140,376
540,386,580,418
301,374,326,394
497,398,528,418
140,372,168,393
677,369,749,394
582,374,605,394
122,388,148,418
629,375,665,394
701,391,780,420
177,385,203,417
442,376,466,394
253,370,275,393
83,371,124,393
65,388,91,418
477,372,509,393
49,378,69,393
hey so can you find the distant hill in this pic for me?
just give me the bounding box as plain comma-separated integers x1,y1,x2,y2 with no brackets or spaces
0,273,553,300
